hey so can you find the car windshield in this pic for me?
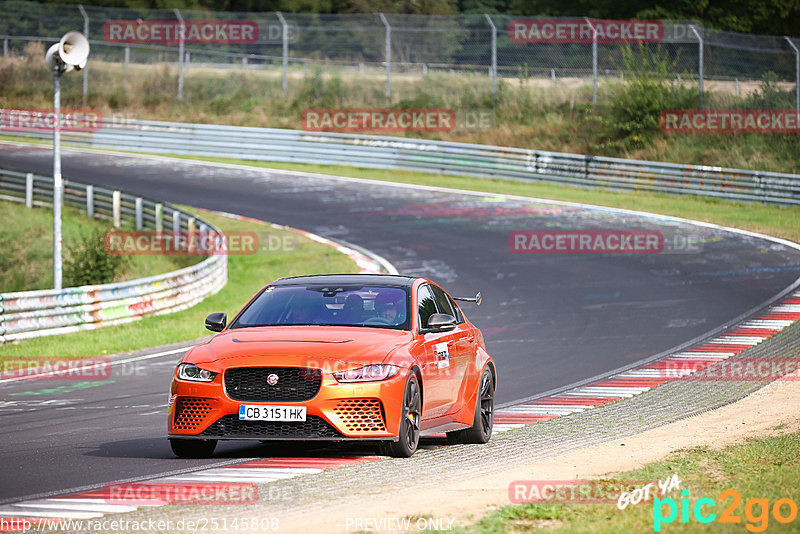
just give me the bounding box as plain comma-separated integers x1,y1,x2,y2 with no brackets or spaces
231,285,410,330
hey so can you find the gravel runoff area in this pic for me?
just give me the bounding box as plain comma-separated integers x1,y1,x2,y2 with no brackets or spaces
59,318,800,533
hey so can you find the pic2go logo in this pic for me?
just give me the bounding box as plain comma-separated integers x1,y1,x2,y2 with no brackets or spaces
653,489,798,532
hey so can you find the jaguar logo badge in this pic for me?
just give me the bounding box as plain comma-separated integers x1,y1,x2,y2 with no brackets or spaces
267,373,279,386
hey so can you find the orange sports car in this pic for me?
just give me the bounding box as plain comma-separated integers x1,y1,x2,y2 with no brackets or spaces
167,274,495,458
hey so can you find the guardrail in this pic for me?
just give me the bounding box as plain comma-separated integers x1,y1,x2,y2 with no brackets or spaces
0,167,227,343
4,117,798,206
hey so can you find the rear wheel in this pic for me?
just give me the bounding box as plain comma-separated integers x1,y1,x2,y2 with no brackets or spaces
170,438,217,458
447,366,494,445
379,373,421,458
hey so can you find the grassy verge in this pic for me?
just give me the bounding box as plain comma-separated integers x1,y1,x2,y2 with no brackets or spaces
0,208,359,359
177,157,800,244
0,200,195,292
462,425,800,533
2,43,798,174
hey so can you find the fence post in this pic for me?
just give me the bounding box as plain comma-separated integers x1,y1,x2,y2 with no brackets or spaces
135,197,143,230
379,13,391,98
25,173,33,208
112,190,121,228
551,68,556,87
484,14,497,99
86,184,94,217
174,8,184,101
584,17,597,104
275,12,289,95
124,46,129,68
172,210,180,233
785,37,800,116
155,203,163,232
4,38,8,58
78,5,89,100
689,25,704,108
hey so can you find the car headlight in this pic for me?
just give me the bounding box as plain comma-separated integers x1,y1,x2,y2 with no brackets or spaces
176,363,217,382
333,364,401,383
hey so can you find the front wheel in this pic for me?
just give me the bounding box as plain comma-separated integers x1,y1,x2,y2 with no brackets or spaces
447,366,494,445
379,372,421,458
170,438,217,458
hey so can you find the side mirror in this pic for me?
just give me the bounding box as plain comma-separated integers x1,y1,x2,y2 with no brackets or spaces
426,313,456,332
205,312,227,332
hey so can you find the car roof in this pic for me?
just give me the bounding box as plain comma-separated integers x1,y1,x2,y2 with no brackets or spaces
271,274,419,288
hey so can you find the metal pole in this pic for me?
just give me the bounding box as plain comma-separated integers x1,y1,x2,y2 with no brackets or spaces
690,25,704,108
124,46,129,68
785,37,800,115
584,17,597,104
174,8,184,101
52,66,63,290
379,13,391,98
276,12,289,95
78,5,89,99
484,14,497,98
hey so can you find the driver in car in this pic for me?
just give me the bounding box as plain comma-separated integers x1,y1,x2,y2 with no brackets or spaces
374,292,405,325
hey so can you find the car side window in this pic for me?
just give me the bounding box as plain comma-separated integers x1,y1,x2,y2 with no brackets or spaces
417,284,437,330
430,284,459,321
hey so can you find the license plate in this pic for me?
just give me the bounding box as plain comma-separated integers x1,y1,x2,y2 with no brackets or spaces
238,405,307,422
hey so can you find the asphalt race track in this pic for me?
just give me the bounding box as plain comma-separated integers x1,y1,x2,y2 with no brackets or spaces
1,143,799,503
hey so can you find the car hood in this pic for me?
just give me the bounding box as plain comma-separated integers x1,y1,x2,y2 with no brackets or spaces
184,326,414,373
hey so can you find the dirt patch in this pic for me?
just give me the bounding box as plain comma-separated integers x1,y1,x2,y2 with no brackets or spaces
278,378,800,533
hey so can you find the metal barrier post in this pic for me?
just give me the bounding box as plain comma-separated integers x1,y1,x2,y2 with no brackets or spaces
276,12,289,95
86,184,94,217
124,46,129,68
785,37,800,115
155,203,163,232
112,190,121,228
3,38,8,58
485,14,497,99
172,210,180,233
135,197,143,230
25,173,33,208
78,5,89,100
690,25,704,108
174,8,184,101
584,17,597,104
379,13,391,98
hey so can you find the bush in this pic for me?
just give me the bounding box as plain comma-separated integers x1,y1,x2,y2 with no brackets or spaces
596,44,697,153
64,229,127,287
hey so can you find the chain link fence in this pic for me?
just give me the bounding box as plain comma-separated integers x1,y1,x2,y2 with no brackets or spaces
0,1,798,109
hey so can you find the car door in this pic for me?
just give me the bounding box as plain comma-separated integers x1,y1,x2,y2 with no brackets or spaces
429,283,475,413
417,283,458,418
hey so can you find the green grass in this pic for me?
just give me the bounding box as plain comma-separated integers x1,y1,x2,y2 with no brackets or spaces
175,157,800,244
2,44,798,175
0,208,359,359
460,427,800,533
0,200,193,292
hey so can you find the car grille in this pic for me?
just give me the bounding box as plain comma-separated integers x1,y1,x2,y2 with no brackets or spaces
173,397,213,431
333,399,386,433
200,415,342,439
224,367,322,402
